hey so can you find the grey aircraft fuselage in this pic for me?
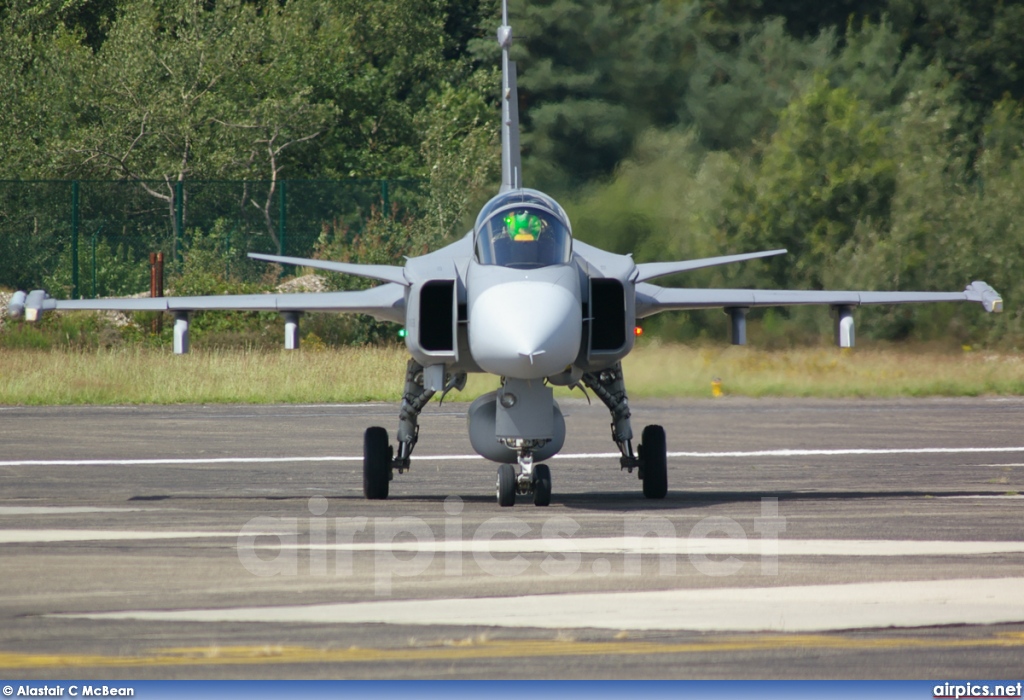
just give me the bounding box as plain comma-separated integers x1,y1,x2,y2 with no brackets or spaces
6,1,1004,506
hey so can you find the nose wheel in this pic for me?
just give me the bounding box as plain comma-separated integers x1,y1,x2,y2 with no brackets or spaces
496,462,552,507
496,463,516,506
532,464,551,506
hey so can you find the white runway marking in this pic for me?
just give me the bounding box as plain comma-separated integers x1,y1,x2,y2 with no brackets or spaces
274,537,1024,557
0,530,247,544
64,577,1024,632
0,506,146,515
5,528,1022,555
0,456,359,467
663,447,1024,458
3,445,1024,467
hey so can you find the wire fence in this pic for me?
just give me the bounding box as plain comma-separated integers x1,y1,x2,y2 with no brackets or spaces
0,179,423,298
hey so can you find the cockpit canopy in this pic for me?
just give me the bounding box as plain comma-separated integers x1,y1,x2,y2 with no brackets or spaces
474,189,572,269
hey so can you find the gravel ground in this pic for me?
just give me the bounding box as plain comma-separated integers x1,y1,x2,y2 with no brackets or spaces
0,289,12,329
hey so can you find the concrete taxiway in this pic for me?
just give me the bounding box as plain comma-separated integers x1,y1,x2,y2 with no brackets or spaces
0,397,1023,678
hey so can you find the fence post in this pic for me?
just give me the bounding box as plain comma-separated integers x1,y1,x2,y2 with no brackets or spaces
175,180,184,264
71,181,80,300
278,179,287,257
150,252,164,335
91,232,97,299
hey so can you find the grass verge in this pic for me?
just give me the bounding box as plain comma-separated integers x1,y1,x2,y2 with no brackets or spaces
2,342,1022,405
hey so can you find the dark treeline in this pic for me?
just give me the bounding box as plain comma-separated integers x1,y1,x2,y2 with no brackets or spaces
2,0,1023,347
513,0,1024,346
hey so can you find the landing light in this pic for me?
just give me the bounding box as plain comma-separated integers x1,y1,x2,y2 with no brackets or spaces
500,392,517,408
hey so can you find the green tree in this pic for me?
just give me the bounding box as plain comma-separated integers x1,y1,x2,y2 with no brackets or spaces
416,73,500,242
887,0,1024,111
0,0,120,51
66,1,264,254
684,18,835,151
500,0,698,191
952,99,1024,345
0,7,94,179
733,76,896,290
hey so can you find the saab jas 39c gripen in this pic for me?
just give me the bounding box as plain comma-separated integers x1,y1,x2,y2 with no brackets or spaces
8,1,1004,507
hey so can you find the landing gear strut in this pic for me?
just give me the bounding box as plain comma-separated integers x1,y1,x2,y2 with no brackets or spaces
583,362,668,499
363,359,466,500
394,359,436,473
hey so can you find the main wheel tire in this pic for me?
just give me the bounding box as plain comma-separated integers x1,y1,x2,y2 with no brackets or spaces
497,463,516,507
363,426,391,500
533,464,552,506
641,424,668,499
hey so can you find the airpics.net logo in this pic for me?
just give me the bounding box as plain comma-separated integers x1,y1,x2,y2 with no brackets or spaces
235,496,786,595
933,683,1024,699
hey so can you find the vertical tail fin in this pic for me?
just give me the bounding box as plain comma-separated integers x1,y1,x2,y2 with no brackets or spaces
498,0,522,192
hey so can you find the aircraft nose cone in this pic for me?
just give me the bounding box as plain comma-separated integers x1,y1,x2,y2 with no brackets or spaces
469,279,581,379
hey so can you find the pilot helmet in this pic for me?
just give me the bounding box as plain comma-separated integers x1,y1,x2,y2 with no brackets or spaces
504,210,544,241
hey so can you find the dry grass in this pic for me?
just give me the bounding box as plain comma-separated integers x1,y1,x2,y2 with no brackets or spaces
0,345,411,405
1,342,1022,405
621,341,1024,398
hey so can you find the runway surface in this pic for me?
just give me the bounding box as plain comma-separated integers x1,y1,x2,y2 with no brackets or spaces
1,396,1023,679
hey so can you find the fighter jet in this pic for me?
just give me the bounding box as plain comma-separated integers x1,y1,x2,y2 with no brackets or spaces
8,1,1003,506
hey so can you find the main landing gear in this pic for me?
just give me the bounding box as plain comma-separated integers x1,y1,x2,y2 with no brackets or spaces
363,358,466,500
638,424,668,499
583,362,668,499
363,357,666,504
363,426,392,500
495,452,552,507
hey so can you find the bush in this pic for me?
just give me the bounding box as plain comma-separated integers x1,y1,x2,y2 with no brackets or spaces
0,311,125,350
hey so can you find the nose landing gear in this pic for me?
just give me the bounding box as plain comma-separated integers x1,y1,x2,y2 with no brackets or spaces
496,451,552,507
496,463,517,507
532,464,552,506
